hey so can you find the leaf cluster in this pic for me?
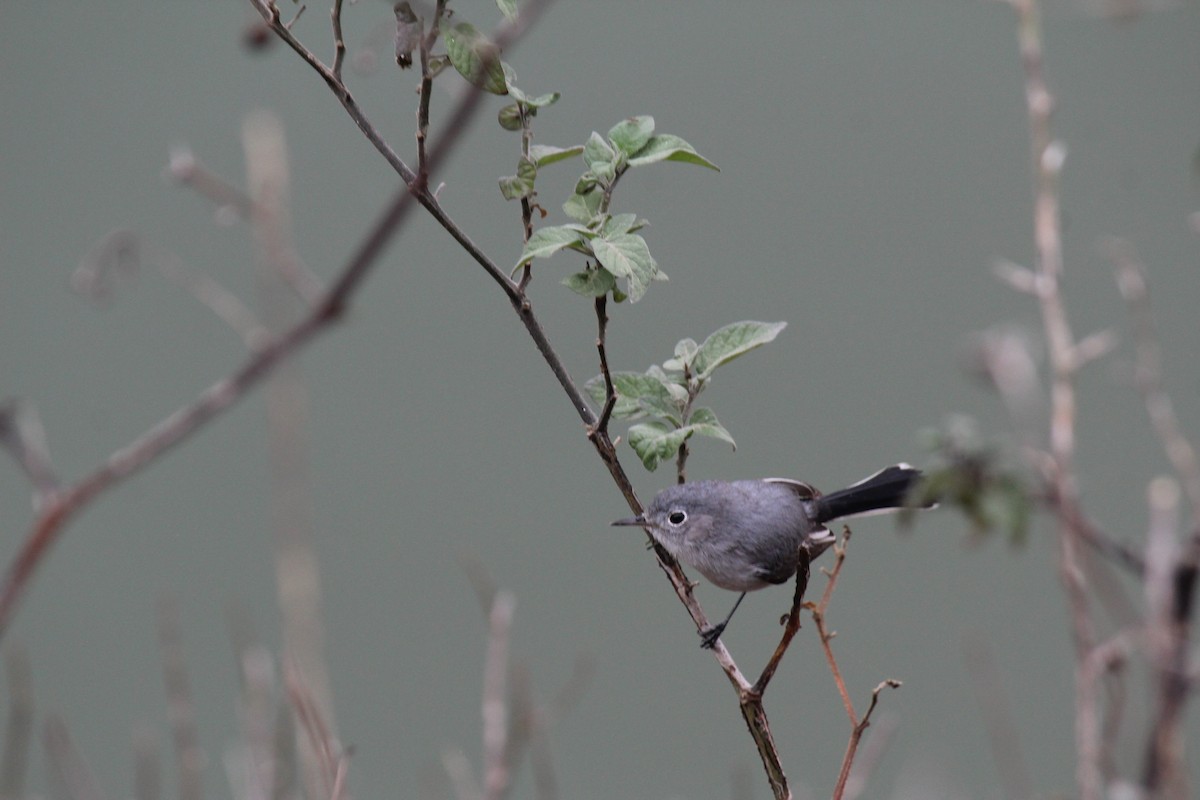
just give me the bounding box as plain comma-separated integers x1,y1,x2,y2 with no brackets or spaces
906,415,1031,542
510,115,718,303
586,321,787,470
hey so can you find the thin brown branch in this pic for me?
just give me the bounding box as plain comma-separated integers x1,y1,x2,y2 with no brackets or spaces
167,147,324,305
0,644,33,800
44,716,104,800
831,681,901,800
243,108,338,800
1140,477,1191,798
330,0,346,83
841,712,898,800
416,1,448,183
167,146,255,220
962,635,1033,800
155,594,205,800
811,531,856,723
1009,2,1098,796
482,591,516,800
1078,630,1132,797
1107,238,1200,529
132,724,162,800
284,662,342,800
751,544,813,697
0,0,547,641
0,399,59,506
589,295,617,436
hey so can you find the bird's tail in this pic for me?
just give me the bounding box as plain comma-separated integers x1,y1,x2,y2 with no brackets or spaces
811,464,926,524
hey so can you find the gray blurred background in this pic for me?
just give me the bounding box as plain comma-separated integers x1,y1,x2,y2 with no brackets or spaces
2,1,1199,798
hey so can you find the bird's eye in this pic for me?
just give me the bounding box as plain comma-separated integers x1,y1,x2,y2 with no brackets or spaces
667,510,687,526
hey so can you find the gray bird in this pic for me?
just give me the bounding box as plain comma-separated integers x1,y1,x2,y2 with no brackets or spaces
613,464,927,648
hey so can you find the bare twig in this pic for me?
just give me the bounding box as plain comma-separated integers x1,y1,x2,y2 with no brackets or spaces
831,681,901,800
132,724,162,800
810,531,855,722
589,295,617,436
44,716,104,800
166,146,255,221
0,400,59,507
330,0,346,83
1107,239,1200,527
244,109,339,800
167,147,324,305
840,712,898,800
1008,2,1099,796
482,592,516,800
1140,477,1190,798
156,595,205,800
962,635,1033,800
751,542,813,697
442,748,483,800
0,644,33,800
284,662,343,800
1078,630,1132,795
416,1,448,182
0,0,548,641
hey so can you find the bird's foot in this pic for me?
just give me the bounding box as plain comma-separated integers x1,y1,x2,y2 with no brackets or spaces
699,623,726,649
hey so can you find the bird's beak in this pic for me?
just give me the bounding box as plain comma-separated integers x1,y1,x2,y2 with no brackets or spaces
611,515,647,527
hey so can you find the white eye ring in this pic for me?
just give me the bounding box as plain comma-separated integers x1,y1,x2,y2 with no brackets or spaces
667,509,687,526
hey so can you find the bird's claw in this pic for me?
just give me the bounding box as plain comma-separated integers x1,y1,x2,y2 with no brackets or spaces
699,623,726,649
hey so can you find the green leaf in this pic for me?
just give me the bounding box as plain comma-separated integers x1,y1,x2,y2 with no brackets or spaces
440,21,508,95
584,371,677,421
583,131,616,172
562,190,602,223
498,155,536,200
529,143,583,167
687,407,736,450
607,116,655,157
497,104,523,131
601,213,639,236
496,0,519,22
573,174,598,196
591,233,657,303
513,225,586,269
502,63,523,101
523,91,560,109
426,55,450,77
563,267,616,298
674,338,699,367
627,421,689,472
691,321,787,379
628,134,719,170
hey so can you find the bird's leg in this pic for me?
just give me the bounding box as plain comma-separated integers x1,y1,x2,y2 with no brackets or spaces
699,591,747,649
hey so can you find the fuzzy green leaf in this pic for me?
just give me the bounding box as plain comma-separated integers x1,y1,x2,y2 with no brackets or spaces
627,421,689,472
529,144,583,167
691,321,787,379
607,116,655,157
563,267,616,298
441,21,508,95
562,190,602,223
591,233,657,303
496,0,519,21
513,225,586,269
602,213,640,237
498,156,536,200
498,104,523,131
585,371,678,421
523,91,560,109
628,134,718,170
687,407,736,450
583,131,617,172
